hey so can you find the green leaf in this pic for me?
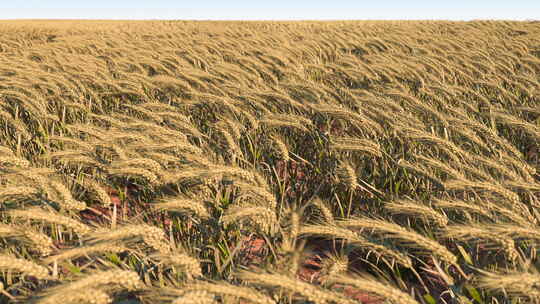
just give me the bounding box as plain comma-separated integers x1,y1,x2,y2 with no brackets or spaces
423,294,436,304
465,285,484,304
394,180,402,194
106,253,121,266
456,244,474,265
66,263,81,274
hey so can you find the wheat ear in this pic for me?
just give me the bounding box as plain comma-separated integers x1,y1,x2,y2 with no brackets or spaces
237,270,356,304
152,196,210,219
172,290,216,304
42,241,128,264
0,254,50,279
182,282,276,304
8,207,91,235
36,288,112,304
338,216,457,264
326,274,419,304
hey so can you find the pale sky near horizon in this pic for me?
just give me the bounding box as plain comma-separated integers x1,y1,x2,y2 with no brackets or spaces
0,1,538,20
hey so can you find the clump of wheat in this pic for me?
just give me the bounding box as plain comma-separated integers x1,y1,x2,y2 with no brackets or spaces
7,207,91,235
48,179,87,211
0,145,15,155
397,159,445,190
338,216,458,264
221,203,279,236
0,224,56,256
326,274,419,304
6,169,56,193
107,167,159,185
110,157,164,177
384,199,449,227
144,151,181,166
85,223,170,253
66,123,107,141
172,290,217,304
475,268,540,299
336,161,359,191
280,207,302,254
181,282,276,304
259,114,312,133
42,241,128,264
268,133,290,162
39,269,144,303
232,180,277,210
298,223,413,268
432,197,492,219
237,270,356,304
47,135,96,152
0,186,40,200
214,120,242,159
151,251,203,279
37,288,112,304
83,178,113,206
330,137,382,157
0,155,30,167
152,196,210,219
310,197,336,225
0,254,50,279
412,154,465,180
319,253,349,284
441,223,520,263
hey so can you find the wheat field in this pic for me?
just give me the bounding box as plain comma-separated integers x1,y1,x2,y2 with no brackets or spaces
0,19,539,304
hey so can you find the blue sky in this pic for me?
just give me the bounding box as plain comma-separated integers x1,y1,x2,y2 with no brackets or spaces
1,1,538,20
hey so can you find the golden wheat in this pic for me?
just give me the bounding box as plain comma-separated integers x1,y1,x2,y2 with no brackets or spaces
237,270,356,304
1,20,539,304
326,274,419,304
0,254,50,279
338,216,458,264
8,207,91,235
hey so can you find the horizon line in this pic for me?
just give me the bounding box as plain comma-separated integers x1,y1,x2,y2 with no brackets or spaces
1,18,538,21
